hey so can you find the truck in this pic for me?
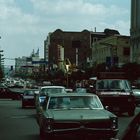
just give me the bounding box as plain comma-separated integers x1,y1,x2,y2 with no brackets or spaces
95,72,136,116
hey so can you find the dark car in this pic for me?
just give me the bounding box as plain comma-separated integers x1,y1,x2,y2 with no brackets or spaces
0,85,21,100
38,93,118,140
22,89,39,108
132,88,140,106
96,78,136,116
119,112,140,140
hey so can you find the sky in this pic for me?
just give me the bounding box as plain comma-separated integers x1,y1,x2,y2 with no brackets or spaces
0,0,131,67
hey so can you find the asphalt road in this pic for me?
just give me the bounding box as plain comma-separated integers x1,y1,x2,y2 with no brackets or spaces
0,99,140,140
0,99,39,140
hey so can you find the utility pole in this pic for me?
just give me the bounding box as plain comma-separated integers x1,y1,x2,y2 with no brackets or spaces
0,36,4,79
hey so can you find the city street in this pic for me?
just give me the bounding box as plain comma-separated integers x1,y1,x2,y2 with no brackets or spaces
0,100,39,140
0,99,139,140
0,1,138,140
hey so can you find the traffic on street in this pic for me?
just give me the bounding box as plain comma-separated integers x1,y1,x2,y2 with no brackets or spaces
0,72,140,140
0,94,140,140
1,1,140,140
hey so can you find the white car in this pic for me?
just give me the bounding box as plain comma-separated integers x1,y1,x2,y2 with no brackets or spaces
35,85,67,124
39,86,66,103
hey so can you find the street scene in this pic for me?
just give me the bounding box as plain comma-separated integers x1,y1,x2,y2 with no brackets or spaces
0,99,140,140
1,0,140,140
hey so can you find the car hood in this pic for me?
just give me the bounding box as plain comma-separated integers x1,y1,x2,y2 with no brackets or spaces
44,109,115,120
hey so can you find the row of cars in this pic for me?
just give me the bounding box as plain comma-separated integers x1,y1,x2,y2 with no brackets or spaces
30,86,118,140
0,84,22,100
22,85,140,140
1,82,140,140
19,85,118,140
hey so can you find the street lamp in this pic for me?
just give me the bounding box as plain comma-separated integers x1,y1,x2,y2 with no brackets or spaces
0,49,4,78
65,64,69,88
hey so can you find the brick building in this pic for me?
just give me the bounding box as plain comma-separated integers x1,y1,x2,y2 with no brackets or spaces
45,29,91,69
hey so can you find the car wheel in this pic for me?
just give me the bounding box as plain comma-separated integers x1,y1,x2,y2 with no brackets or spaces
40,128,45,140
40,128,54,140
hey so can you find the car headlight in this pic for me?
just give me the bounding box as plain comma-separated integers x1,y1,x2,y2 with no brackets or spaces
111,117,118,129
44,118,53,131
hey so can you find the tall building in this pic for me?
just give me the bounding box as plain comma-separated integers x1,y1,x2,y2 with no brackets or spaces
15,49,41,76
130,0,140,63
44,28,116,70
44,29,92,69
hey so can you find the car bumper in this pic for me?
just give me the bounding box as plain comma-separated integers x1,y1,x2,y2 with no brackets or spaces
43,128,118,139
99,95,136,113
22,99,35,107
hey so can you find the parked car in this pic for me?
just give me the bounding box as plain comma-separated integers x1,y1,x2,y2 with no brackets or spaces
22,89,39,108
38,93,118,140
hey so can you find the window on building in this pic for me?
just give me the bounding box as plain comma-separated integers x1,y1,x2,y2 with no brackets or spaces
93,37,98,42
123,47,130,56
72,40,81,48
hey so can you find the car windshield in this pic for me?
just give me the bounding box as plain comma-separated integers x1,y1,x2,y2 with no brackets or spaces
40,88,65,96
96,79,131,91
76,88,87,93
24,90,35,95
47,96,103,110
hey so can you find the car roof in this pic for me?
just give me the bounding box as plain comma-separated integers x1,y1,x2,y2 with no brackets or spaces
24,89,39,91
40,86,65,89
46,92,97,97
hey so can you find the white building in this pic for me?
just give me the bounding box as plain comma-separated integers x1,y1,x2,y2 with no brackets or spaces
15,49,41,76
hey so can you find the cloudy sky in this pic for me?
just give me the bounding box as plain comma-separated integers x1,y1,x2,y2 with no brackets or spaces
0,0,131,66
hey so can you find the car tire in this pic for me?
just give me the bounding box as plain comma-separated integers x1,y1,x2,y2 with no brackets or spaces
40,128,45,140
40,128,54,140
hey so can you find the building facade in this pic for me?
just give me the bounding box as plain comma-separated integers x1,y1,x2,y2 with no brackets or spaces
92,35,130,67
44,29,92,70
15,49,41,77
130,0,140,63
44,28,117,70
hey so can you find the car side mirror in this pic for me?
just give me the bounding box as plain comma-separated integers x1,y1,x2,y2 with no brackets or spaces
105,106,109,110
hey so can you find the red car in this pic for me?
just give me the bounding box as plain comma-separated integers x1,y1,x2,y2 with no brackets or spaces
22,89,39,108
